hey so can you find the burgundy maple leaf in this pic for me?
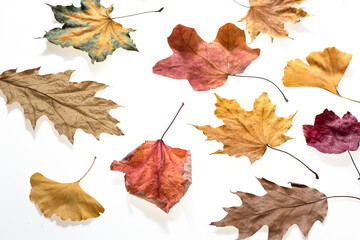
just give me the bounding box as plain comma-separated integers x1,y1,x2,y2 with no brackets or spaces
303,109,360,179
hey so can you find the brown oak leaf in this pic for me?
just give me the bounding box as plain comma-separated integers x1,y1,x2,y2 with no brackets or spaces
0,67,122,143
30,158,104,221
194,93,295,163
240,0,309,42
211,178,328,240
153,23,260,91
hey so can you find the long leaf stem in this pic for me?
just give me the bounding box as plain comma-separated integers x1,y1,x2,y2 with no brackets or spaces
230,74,288,102
339,95,360,104
111,7,164,20
347,150,360,180
232,0,250,8
326,196,360,201
267,145,319,179
77,157,97,182
160,103,184,140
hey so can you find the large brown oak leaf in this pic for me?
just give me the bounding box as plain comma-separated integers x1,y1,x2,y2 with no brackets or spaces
0,67,122,143
153,23,260,91
194,93,295,163
240,0,309,42
211,178,328,240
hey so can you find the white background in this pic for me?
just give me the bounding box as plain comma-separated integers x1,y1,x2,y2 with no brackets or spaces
1,0,360,239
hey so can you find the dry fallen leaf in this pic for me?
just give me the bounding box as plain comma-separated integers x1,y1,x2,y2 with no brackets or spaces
111,140,191,213
45,0,137,63
211,178,328,240
194,93,295,163
304,109,360,180
303,109,360,154
240,0,309,41
0,67,122,143
30,158,104,221
282,47,354,100
153,23,260,91
111,103,191,213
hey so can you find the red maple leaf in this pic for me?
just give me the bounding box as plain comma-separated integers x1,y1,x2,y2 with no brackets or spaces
110,104,191,213
303,109,360,180
303,109,360,154
153,23,260,91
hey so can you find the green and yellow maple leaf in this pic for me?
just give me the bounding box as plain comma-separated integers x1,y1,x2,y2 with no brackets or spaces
45,0,138,63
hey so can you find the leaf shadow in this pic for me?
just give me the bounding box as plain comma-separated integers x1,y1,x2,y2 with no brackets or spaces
213,225,268,238
40,41,119,77
33,203,93,227
285,22,311,34
313,150,356,168
213,225,238,235
127,194,193,232
41,40,90,63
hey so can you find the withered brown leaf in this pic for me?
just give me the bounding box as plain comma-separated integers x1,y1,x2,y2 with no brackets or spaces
240,0,309,41
0,67,122,143
211,178,328,240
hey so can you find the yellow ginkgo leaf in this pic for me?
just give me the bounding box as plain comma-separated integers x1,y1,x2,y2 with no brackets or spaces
30,158,104,221
282,47,360,103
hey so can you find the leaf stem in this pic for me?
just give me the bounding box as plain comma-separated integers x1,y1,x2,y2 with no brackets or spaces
111,7,164,20
232,0,250,8
160,103,185,140
230,74,288,102
326,195,360,201
347,150,360,180
77,157,97,182
339,95,360,104
280,195,360,209
267,145,319,179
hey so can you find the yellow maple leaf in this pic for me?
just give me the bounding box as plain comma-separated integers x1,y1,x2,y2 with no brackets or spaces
240,0,309,42
30,158,104,221
194,93,295,163
282,47,353,98
45,0,137,63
